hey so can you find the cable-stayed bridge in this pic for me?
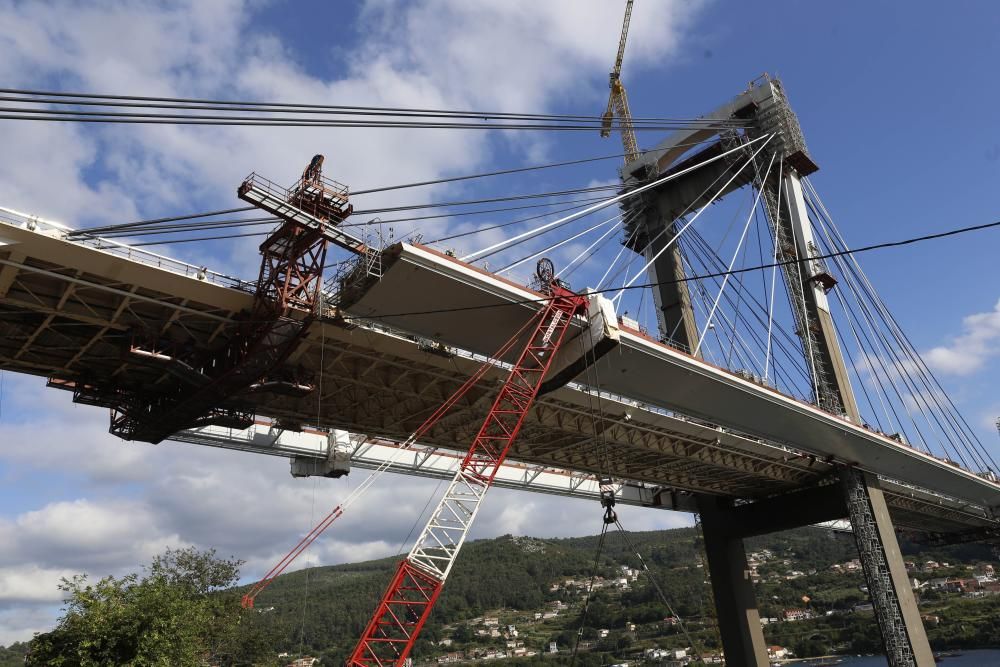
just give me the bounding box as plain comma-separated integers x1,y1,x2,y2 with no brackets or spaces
1,77,997,666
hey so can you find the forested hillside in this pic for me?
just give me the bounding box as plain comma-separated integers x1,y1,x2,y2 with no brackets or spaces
3,526,995,667
236,525,997,665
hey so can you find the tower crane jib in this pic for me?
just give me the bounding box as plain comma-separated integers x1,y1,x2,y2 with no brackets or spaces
600,0,639,164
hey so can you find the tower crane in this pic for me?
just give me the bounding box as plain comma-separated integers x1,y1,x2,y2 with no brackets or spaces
600,0,640,164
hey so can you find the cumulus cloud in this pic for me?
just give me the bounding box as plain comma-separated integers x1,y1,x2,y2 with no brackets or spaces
925,298,1000,376
0,354,691,644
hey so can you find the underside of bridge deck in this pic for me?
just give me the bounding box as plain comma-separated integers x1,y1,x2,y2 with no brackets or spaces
0,229,992,541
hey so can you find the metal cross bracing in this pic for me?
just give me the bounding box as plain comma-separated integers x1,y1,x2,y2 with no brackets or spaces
842,468,918,667
0,157,364,444
348,277,588,667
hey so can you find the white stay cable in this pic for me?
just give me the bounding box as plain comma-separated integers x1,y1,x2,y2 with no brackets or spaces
694,152,776,356
803,178,995,470
612,134,775,304
763,156,784,384
498,213,621,274
461,134,772,262
829,286,899,435
597,224,640,289
556,214,628,278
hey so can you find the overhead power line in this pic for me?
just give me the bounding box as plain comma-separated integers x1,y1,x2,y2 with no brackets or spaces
0,87,749,126
0,111,741,132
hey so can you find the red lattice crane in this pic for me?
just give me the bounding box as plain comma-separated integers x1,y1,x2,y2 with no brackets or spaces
347,261,587,667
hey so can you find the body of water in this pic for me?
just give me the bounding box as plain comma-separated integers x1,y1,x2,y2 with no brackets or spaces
794,650,1000,666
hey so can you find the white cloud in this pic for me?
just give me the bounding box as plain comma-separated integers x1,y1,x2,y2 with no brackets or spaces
0,373,693,644
0,0,704,644
0,565,78,604
925,298,1000,376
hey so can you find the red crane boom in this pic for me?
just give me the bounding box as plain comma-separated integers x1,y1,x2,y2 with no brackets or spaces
347,268,587,667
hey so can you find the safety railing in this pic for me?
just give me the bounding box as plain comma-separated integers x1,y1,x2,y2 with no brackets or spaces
0,205,253,292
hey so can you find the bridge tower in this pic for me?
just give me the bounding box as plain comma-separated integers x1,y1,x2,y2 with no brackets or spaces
620,76,934,666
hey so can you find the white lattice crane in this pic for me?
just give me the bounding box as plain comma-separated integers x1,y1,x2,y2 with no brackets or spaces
600,0,640,164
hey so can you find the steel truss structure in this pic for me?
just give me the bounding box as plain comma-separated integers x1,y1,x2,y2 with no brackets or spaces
842,468,919,666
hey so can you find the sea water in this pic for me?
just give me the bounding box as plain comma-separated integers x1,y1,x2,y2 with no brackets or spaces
802,650,1000,666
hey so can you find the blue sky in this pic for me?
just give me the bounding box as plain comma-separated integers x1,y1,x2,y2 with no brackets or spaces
0,0,999,645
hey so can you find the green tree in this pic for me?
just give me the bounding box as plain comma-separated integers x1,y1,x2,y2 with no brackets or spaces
27,547,274,667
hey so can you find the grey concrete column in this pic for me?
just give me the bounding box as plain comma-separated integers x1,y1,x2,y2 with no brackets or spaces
696,495,769,667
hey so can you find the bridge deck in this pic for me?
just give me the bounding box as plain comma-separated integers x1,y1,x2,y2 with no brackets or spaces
0,213,995,536
343,243,1000,510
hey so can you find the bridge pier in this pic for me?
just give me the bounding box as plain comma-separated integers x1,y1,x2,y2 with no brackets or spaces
696,495,769,666
696,473,933,667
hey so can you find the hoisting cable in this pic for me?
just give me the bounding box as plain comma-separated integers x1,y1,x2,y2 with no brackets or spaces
569,521,612,667
569,309,624,667
240,311,543,609
614,517,705,661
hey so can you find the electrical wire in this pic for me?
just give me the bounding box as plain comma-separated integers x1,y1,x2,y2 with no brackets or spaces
0,87,751,127
0,109,746,132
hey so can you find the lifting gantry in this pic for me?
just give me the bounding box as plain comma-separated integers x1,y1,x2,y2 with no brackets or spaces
82,156,358,444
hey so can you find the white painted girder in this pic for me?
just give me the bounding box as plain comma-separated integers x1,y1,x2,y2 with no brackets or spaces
171,422,689,512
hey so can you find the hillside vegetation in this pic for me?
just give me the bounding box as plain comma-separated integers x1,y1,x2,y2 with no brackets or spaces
235,525,997,665
3,526,996,666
